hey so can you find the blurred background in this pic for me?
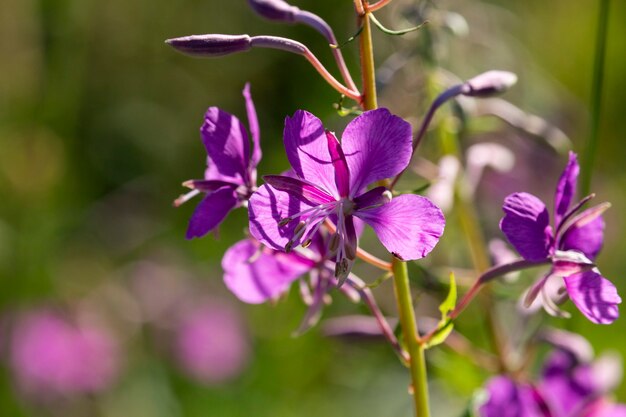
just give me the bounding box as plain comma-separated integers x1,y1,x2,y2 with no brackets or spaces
0,0,625,416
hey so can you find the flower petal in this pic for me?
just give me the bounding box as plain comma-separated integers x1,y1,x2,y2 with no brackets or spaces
242,83,261,170
326,130,350,197
186,186,239,239
560,213,605,260
564,270,621,324
263,175,335,205
354,194,444,261
284,110,338,197
341,108,413,195
554,152,579,225
500,192,552,261
248,184,320,251
202,107,250,184
479,376,545,417
223,239,315,304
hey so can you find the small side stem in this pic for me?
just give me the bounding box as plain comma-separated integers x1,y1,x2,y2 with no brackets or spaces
303,50,361,100
367,0,394,13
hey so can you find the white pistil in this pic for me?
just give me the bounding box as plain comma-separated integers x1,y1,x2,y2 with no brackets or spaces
174,189,200,207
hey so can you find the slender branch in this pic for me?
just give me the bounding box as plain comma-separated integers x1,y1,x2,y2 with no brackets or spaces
348,276,410,364
295,11,359,93
581,0,610,196
359,13,378,110
323,219,392,270
303,50,361,100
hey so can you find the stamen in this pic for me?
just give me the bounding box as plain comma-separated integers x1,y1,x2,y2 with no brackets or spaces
302,239,312,248
278,201,337,226
173,189,200,207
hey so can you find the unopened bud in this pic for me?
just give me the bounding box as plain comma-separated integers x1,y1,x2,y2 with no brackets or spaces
248,0,299,22
166,34,252,57
462,70,518,98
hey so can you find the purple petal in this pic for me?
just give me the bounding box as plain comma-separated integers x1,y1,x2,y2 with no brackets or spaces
592,403,626,417
223,239,315,304
353,186,391,210
183,179,236,192
560,213,605,260
341,108,413,196
564,271,621,324
554,152,579,225
326,130,350,197
248,184,320,251
540,349,595,416
186,186,239,239
284,110,338,197
500,192,552,261
354,194,444,261
479,376,545,417
242,83,261,170
263,175,335,205
202,107,250,184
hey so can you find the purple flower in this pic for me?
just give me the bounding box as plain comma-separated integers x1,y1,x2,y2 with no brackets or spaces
480,343,626,417
175,83,261,239
223,232,362,333
173,301,250,385
9,310,120,398
248,108,445,281
500,152,620,324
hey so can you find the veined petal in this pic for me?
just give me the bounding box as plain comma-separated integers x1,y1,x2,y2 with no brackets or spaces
186,186,239,239
325,130,350,197
284,110,338,197
202,107,250,184
554,152,579,225
243,83,262,170
354,194,444,261
500,193,552,261
263,175,335,205
564,271,621,324
560,211,606,260
223,239,315,304
341,109,413,196
248,184,323,251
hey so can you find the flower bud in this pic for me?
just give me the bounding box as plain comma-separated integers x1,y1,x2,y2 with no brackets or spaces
462,70,518,97
166,34,252,58
248,0,299,22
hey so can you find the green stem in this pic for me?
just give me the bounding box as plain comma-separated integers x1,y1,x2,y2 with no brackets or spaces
392,259,430,417
581,0,610,196
359,6,430,416
359,13,378,110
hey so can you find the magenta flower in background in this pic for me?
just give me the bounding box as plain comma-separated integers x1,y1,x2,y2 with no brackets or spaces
9,310,120,398
480,341,626,417
173,301,250,385
248,108,445,281
500,152,620,324
176,83,261,239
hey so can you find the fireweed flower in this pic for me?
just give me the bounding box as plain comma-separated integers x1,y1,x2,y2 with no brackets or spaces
223,232,362,333
173,301,250,385
248,108,445,282
9,310,120,397
500,152,620,324
480,342,626,417
175,83,261,239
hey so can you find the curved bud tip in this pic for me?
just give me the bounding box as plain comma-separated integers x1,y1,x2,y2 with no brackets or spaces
248,0,298,22
165,34,252,58
462,70,518,97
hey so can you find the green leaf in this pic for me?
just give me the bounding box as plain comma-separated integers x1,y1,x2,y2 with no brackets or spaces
425,272,457,349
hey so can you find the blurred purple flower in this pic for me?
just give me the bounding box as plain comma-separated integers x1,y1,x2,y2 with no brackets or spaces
10,310,120,397
173,301,250,385
480,343,626,417
176,83,261,239
500,152,620,324
248,108,445,282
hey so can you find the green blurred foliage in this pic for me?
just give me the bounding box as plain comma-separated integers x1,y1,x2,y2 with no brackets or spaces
0,0,625,416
